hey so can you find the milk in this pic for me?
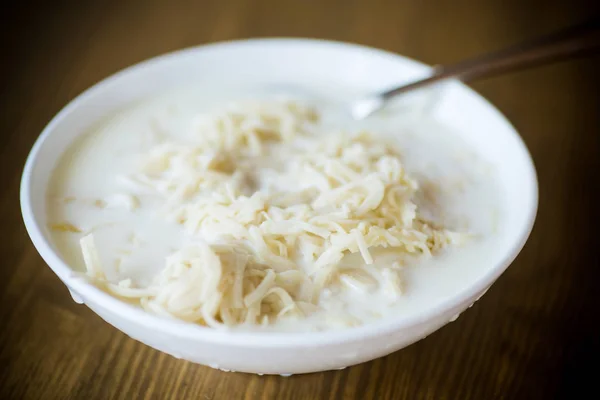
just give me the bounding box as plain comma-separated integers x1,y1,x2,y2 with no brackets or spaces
47,85,503,331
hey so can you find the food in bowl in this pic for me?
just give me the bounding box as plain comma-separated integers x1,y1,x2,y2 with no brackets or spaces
47,88,501,332
22,39,537,374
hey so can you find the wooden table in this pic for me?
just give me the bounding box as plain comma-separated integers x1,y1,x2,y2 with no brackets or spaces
1,1,599,398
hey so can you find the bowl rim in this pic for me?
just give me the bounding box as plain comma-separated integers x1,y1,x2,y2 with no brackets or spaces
20,37,538,347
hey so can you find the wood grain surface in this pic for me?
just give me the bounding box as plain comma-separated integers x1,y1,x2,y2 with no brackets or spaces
1,1,599,399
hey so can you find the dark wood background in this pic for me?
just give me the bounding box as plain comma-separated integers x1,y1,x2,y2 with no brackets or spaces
1,1,599,399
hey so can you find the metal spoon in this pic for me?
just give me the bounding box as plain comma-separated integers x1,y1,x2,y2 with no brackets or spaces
351,18,600,120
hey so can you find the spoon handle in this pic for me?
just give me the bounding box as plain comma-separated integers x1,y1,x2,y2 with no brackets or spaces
381,18,600,100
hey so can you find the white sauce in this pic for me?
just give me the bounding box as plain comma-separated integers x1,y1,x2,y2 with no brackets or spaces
47,85,503,332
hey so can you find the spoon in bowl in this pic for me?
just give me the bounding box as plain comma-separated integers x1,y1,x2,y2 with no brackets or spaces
351,18,600,120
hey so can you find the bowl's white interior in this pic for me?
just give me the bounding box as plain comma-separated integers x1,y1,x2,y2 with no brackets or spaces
21,39,537,347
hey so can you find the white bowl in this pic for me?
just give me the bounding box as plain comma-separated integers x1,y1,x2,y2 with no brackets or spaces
21,38,537,375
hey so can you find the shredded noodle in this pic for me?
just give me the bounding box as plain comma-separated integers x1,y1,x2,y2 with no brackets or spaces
79,99,465,328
